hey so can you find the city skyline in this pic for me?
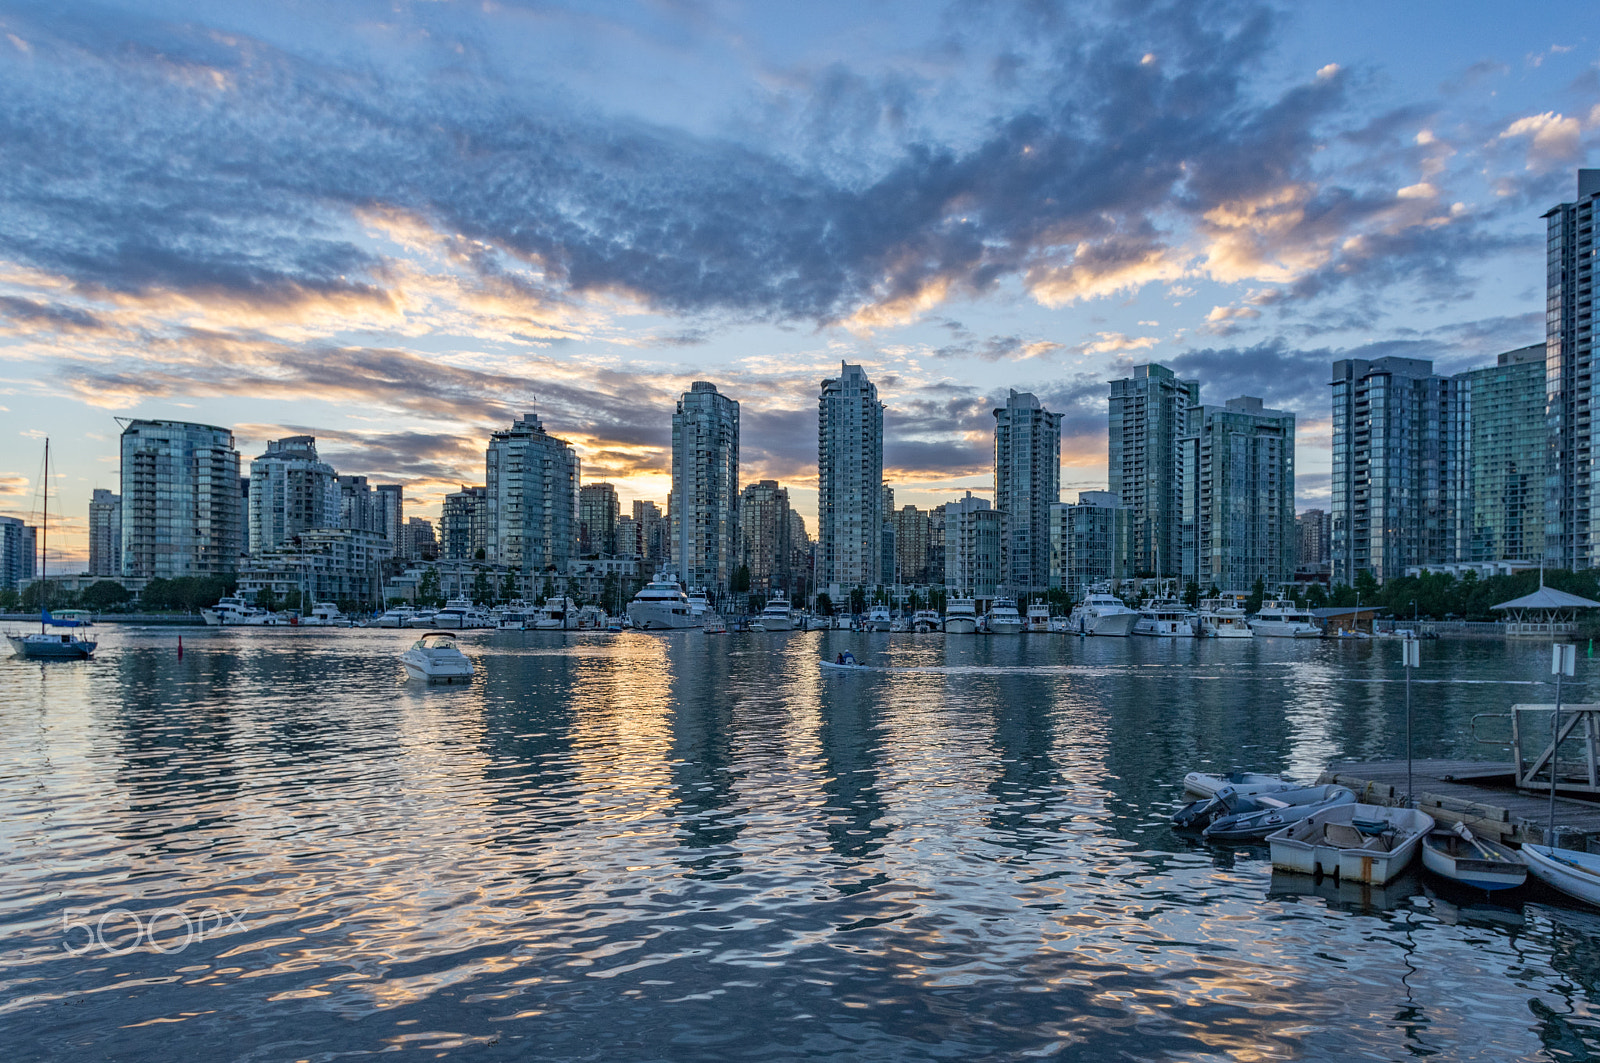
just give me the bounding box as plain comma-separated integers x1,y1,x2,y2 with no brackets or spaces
3,2,1596,569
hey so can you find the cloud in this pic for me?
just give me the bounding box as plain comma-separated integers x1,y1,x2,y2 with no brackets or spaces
1498,111,1584,168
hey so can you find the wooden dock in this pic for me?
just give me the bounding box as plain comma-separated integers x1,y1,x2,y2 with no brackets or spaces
1318,759,1600,849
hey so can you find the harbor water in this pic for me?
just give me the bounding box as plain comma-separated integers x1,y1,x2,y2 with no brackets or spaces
5,628,1600,1061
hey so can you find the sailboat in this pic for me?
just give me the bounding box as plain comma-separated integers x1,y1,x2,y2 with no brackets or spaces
7,439,98,659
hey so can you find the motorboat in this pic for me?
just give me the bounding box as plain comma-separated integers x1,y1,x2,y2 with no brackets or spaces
1250,599,1322,638
1134,599,1195,637
1420,824,1526,892
943,598,978,634
686,590,712,620
400,631,475,683
627,574,699,630
427,598,472,629
1048,615,1074,633
1195,597,1253,638
1199,785,1357,842
986,598,1024,634
866,604,892,632
1070,591,1140,637
497,607,537,630
820,652,867,673
202,596,283,626
1026,603,1052,633
46,609,94,628
1523,844,1600,906
535,596,578,630
1183,770,1297,799
757,595,794,631
298,602,350,627
1266,803,1435,884
376,605,418,628
405,610,440,628
702,613,727,633
911,609,941,633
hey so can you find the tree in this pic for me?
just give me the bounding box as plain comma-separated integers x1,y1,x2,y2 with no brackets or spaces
1353,569,1379,604
474,547,486,561
0,588,19,611
255,586,279,612
500,572,519,603
1182,579,1200,608
540,576,555,604
907,589,923,611
471,568,492,605
21,579,76,611
815,592,834,616
416,566,442,607
732,564,751,593
600,572,618,611
1306,583,1328,608
82,580,132,610
1246,576,1267,615
850,586,867,614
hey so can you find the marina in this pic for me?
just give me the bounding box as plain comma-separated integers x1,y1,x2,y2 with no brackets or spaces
9,629,1600,1060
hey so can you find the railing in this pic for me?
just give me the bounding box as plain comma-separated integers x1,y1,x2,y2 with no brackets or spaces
1373,619,1506,637
1513,703,1600,793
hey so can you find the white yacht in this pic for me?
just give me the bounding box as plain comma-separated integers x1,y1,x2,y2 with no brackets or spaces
986,597,1025,634
866,604,892,631
686,590,712,620
1026,603,1052,633
627,575,699,630
1250,599,1322,638
535,596,578,630
1195,596,1254,638
911,609,942,633
1069,591,1140,636
804,613,832,631
1133,599,1195,637
575,604,608,630
944,598,978,634
400,631,475,683
405,610,440,628
432,598,496,629
298,602,350,627
376,605,418,628
756,595,794,631
497,605,538,630
202,596,283,626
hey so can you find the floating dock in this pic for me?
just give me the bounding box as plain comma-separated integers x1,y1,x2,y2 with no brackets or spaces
1318,759,1600,849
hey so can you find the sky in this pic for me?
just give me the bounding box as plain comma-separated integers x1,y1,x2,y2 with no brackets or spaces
1,0,1597,571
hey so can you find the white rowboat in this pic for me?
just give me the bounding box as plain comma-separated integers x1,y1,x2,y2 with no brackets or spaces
1523,844,1600,907
1420,825,1526,892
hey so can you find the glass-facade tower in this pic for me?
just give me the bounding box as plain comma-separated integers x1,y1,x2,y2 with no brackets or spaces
120,419,242,579
1545,169,1600,569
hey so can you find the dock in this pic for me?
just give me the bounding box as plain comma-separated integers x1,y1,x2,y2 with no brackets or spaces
1318,759,1600,849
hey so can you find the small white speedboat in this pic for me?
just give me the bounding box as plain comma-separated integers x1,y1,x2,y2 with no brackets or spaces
819,656,867,673
1266,803,1434,884
401,631,475,683
1200,785,1358,842
1523,844,1600,906
1420,824,1526,892
1183,770,1297,799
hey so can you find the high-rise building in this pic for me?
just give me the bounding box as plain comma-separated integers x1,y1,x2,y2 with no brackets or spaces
943,491,1001,598
374,484,404,544
579,482,620,556
929,504,947,587
441,486,489,560
486,413,580,579
403,516,437,560
88,489,121,578
1049,491,1131,602
994,390,1062,593
738,479,792,593
671,382,740,592
337,475,374,533
818,362,884,590
1545,170,1600,569
788,510,812,594
617,500,668,571
248,436,339,555
120,419,243,579
1296,509,1331,569
1452,345,1546,562
1178,396,1295,593
0,516,36,592
1330,357,1455,585
1109,364,1199,578
890,505,933,585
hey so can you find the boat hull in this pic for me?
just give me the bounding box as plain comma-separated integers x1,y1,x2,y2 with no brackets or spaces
987,618,1024,634
1183,771,1294,799
1250,620,1322,638
9,634,97,659
626,602,699,630
1201,786,1357,842
1523,844,1600,906
1085,612,1139,637
943,617,977,634
819,660,867,673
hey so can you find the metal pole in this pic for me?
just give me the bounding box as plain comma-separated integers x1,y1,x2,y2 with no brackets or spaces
1403,635,1418,808
1550,666,1561,848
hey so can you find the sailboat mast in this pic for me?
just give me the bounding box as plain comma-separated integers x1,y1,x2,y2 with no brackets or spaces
40,438,48,633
